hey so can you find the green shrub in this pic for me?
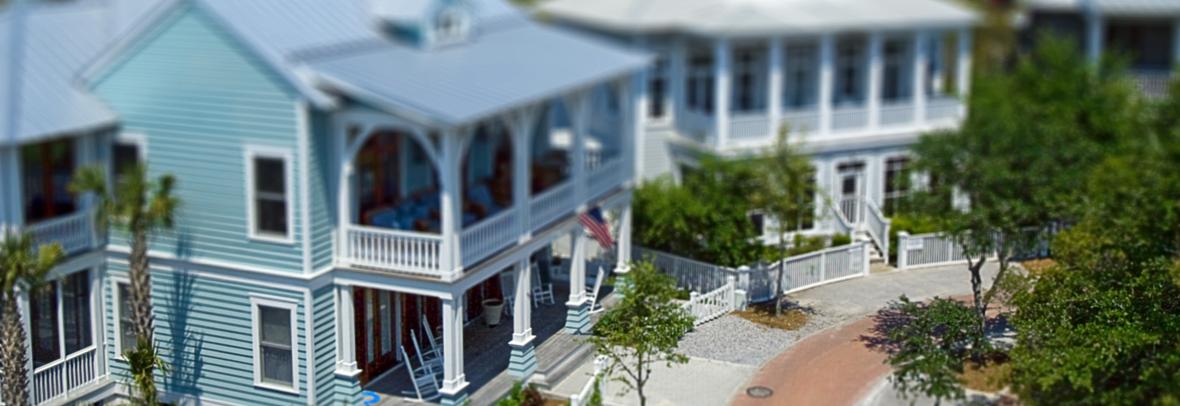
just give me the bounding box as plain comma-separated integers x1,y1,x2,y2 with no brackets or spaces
497,381,544,406
829,234,853,247
888,213,941,260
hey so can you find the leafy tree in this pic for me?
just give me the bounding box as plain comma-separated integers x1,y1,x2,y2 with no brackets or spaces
906,35,1145,339
884,296,986,405
590,261,695,406
0,232,63,405
750,129,815,316
72,164,179,405
496,381,544,406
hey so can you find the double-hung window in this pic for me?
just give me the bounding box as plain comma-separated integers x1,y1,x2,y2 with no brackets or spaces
834,39,866,105
246,147,293,242
687,52,715,114
252,297,298,392
882,39,910,102
30,270,93,369
113,281,137,355
884,157,911,216
784,43,818,110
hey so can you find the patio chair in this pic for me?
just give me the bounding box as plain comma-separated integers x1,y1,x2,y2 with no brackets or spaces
400,345,441,401
499,271,516,317
531,260,555,307
411,330,443,377
420,314,444,351
586,266,606,314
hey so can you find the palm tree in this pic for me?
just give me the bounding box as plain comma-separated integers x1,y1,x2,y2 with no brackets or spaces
0,231,64,405
72,163,178,405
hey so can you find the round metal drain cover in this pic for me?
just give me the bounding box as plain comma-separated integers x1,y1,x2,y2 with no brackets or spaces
746,386,774,398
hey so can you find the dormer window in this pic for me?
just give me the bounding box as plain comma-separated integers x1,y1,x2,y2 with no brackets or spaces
434,7,471,45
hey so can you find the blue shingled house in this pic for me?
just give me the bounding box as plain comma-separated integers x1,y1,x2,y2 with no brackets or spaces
1,0,649,404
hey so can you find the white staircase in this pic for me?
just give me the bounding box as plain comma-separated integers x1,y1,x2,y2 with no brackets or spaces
831,197,891,263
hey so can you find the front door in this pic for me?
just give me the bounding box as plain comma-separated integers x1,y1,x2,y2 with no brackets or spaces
837,162,865,223
355,288,400,385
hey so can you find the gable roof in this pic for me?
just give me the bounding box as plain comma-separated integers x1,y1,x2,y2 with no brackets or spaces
539,0,979,36
86,0,648,127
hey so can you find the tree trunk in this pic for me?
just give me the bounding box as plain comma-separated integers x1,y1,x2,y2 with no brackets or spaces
967,254,988,358
129,222,159,404
0,292,30,406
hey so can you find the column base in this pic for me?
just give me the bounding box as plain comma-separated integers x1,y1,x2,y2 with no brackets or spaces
565,300,592,334
440,391,469,406
508,337,538,379
440,378,469,406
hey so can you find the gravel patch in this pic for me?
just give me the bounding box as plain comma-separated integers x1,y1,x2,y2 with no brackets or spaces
677,308,850,366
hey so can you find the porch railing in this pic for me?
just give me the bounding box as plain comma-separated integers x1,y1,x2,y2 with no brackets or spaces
729,114,770,141
18,210,98,256
683,276,737,326
587,158,625,199
530,181,575,232
782,108,821,135
461,209,520,267
926,97,962,122
896,232,967,270
839,196,860,224
32,346,99,405
831,106,869,131
879,102,915,127
342,225,444,276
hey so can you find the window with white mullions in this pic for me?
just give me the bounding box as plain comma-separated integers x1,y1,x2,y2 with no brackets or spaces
246,147,293,243
834,37,867,106
732,47,766,113
884,157,911,216
687,51,715,114
30,270,93,368
649,58,669,119
882,38,912,102
115,282,136,354
252,297,298,392
784,43,818,109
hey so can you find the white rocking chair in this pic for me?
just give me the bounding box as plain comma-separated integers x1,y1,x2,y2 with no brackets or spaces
400,345,441,401
420,314,444,350
411,330,443,377
531,260,555,307
499,271,516,317
586,266,606,314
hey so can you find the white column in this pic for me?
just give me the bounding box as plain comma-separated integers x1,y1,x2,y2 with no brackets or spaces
768,37,784,138
566,230,587,305
336,285,358,372
713,38,732,148
671,37,688,123
913,31,929,125
90,269,106,375
621,74,645,183
440,296,467,395
567,93,590,205
1086,11,1105,64
512,258,533,343
511,109,535,242
818,34,835,135
440,129,465,278
615,205,633,273
19,289,33,380
867,32,884,130
956,28,974,114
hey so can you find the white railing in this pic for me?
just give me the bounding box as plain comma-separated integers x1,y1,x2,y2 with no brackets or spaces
831,106,869,131
1131,70,1174,99
569,356,608,406
925,97,962,122
729,114,771,141
896,232,967,270
461,209,520,267
638,242,871,306
782,108,821,135
31,346,99,405
862,198,891,261
21,210,97,256
839,197,860,224
879,102,915,127
342,225,444,276
827,200,855,239
679,110,714,143
529,181,575,232
683,276,737,326
587,158,625,199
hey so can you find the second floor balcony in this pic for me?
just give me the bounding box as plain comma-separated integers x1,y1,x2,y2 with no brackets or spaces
1,136,105,257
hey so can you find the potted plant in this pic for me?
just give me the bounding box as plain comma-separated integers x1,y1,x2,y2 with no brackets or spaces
483,298,504,327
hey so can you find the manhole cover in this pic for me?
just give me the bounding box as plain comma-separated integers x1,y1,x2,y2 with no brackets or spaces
746,386,774,398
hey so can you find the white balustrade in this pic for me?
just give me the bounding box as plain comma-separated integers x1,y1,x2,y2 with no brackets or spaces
839,196,860,224
896,232,967,270
682,277,736,326
587,158,624,199
925,97,962,122
460,209,520,267
782,108,821,135
22,210,96,256
728,113,771,141
529,182,575,232
831,106,869,131
879,102,916,127
862,198,891,260
1131,70,1174,99
678,110,714,143
342,225,444,276
31,346,99,405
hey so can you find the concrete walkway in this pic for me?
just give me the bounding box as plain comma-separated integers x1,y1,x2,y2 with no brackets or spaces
550,262,1000,406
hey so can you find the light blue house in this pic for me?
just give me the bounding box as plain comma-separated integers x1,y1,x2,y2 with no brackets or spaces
2,0,648,404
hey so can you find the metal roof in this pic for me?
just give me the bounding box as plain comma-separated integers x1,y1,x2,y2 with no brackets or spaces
538,0,979,37
1024,0,1180,15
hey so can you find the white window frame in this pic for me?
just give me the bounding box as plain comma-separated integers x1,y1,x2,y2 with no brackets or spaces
250,295,300,394
244,146,295,244
109,275,133,357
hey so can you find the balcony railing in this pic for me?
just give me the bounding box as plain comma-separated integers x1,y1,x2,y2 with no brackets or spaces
879,102,915,127
32,346,99,405
530,181,575,232
831,106,869,131
1,210,98,257
782,108,820,135
341,225,444,276
729,114,770,140
461,209,521,267
926,97,962,122
1131,70,1174,99
587,158,625,199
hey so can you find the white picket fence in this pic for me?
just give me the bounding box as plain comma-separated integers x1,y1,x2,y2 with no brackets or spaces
683,277,738,326
895,228,1056,270
636,241,872,309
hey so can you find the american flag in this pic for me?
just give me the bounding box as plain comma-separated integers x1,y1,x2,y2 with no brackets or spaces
578,207,614,249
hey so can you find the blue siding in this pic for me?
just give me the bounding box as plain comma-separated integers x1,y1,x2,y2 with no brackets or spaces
311,284,340,404
92,6,308,273
309,112,336,271
105,262,309,405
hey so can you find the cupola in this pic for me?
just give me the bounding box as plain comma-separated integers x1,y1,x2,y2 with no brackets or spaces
372,0,474,48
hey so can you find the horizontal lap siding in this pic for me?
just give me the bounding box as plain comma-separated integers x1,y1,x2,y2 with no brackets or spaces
92,8,306,273
105,261,309,405
309,112,336,271
312,285,340,404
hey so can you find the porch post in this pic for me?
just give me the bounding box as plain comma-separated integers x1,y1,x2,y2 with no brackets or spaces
867,31,883,130
913,30,929,125
956,28,973,114
768,36,784,137
818,34,835,135
439,295,468,405
336,285,359,373
713,38,732,148
626,71,647,183
511,108,537,242
671,36,688,123
615,204,633,273
90,268,106,376
509,258,537,379
440,129,465,279
1085,10,1104,64
565,230,591,334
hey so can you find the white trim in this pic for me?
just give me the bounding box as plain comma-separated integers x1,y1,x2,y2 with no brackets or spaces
244,145,296,244
250,295,301,395
302,289,316,405
114,132,149,161
296,102,314,275
108,275,132,358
